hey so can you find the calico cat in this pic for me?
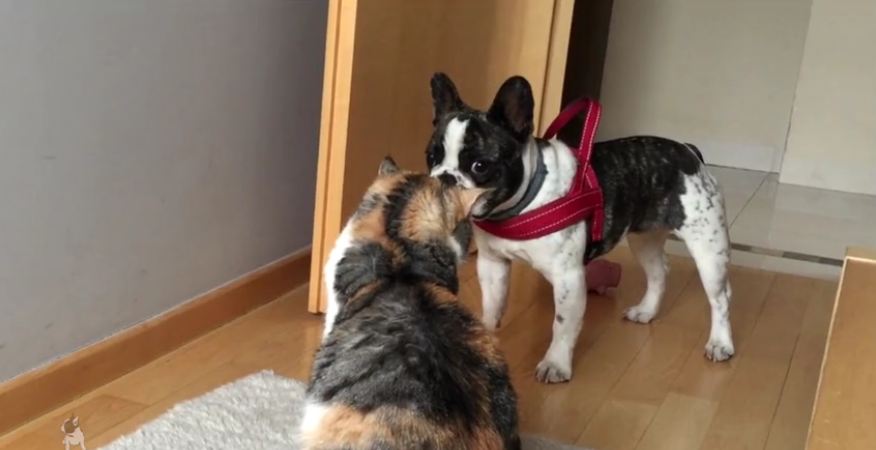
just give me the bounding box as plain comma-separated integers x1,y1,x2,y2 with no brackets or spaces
301,157,520,450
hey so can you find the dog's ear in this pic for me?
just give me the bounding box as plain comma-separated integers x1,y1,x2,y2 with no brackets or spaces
378,156,400,176
487,76,534,142
430,72,463,125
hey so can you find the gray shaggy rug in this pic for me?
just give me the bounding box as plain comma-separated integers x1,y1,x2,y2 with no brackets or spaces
101,371,593,449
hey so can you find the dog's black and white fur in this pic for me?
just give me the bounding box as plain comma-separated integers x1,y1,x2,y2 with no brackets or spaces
426,73,734,383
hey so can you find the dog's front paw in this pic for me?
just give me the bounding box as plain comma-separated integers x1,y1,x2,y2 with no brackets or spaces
535,358,572,383
705,340,734,362
624,305,657,324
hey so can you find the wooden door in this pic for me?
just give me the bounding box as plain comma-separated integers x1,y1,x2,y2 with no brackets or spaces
309,0,574,313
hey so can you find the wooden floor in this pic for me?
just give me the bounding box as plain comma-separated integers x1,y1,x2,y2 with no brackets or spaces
0,246,837,450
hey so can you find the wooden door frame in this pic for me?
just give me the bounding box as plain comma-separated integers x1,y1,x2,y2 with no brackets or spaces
308,0,357,313
539,0,575,134
308,0,574,313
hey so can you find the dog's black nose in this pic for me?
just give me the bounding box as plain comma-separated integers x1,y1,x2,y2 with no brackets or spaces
438,173,457,186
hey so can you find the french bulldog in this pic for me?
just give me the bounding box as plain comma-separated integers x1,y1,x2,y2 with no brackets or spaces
426,73,734,383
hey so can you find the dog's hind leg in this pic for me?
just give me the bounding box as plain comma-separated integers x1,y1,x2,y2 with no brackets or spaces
676,170,735,362
624,230,669,323
477,249,512,330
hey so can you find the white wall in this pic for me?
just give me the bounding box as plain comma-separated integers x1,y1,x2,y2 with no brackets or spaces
598,0,812,172
0,0,327,381
781,0,876,195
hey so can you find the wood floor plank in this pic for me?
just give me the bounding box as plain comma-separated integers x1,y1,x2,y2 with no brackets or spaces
102,287,311,404
506,248,698,444
671,266,776,400
612,325,704,406
0,253,836,450
525,258,695,444
578,399,659,450
604,268,722,409
579,265,776,450
88,362,269,448
576,322,704,448
1,395,146,450
527,322,653,443
635,392,718,450
764,279,836,450
229,313,322,371
698,274,818,450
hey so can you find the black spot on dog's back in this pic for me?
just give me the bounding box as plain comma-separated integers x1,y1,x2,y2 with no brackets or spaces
584,136,704,260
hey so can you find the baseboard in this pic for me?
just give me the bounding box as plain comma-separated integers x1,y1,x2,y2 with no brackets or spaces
0,248,311,436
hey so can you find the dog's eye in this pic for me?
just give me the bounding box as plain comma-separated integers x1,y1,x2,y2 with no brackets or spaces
427,150,441,167
471,160,490,175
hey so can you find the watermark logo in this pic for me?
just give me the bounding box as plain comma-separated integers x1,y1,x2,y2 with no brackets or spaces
61,414,87,450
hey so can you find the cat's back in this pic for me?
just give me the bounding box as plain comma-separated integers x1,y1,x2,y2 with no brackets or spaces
302,165,519,449
309,282,488,412
304,282,519,450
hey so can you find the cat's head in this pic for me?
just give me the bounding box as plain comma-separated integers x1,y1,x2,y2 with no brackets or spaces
349,157,486,262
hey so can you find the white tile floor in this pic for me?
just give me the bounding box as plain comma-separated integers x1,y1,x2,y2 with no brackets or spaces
661,165,876,280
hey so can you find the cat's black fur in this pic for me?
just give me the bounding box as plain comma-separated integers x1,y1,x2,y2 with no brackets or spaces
304,165,520,450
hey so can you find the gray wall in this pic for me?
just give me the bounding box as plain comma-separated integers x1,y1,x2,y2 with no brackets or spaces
782,0,876,195
0,0,327,381
598,0,812,172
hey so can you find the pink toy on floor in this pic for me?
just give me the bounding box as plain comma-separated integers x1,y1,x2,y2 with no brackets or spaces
585,259,621,294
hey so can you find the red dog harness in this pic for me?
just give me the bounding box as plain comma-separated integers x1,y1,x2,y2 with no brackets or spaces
474,98,605,242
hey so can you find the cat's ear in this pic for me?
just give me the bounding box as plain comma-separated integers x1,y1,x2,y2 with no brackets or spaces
72,417,79,427
378,156,400,176
458,187,488,217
